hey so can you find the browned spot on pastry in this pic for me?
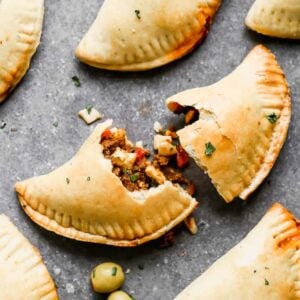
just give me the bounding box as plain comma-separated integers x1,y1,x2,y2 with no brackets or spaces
168,16,211,62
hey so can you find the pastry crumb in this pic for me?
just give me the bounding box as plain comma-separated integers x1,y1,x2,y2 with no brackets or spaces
184,216,198,235
153,121,163,133
78,106,102,125
136,140,143,148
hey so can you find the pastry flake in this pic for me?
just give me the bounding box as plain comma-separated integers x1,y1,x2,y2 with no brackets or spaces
0,0,44,103
246,0,300,39
75,0,221,71
15,120,198,247
0,215,58,300
167,45,291,202
175,203,300,299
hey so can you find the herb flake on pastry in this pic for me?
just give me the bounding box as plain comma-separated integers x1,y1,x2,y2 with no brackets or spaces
175,203,300,299
75,0,221,71
246,0,300,39
15,120,198,247
0,0,44,102
0,215,58,300
166,45,291,202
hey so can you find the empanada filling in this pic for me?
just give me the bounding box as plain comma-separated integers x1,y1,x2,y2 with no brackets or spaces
100,128,195,196
168,103,199,125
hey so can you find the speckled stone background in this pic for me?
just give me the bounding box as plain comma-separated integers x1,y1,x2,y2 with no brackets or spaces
0,0,299,299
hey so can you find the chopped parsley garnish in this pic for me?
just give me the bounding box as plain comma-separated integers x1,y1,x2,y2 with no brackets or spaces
205,142,216,157
130,173,140,183
135,10,141,19
66,178,70,184
112,267,117,276
53,121,58,128
72,76,81,87
265,279,269,286
87,176,91,182
0,121,6,129
86,105,93,115
267,113,279,124
123,169,131,175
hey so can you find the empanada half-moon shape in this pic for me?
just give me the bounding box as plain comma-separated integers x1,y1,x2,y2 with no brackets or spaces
0,0,44,103
15,120,198,247
175,203,300,300
167,45,291,202
0,215,58,300
75,0,221,71
246,0,300,39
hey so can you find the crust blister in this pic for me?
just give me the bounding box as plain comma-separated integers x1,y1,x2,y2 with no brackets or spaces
0,215,58,300
75,0,221,71
167,45,291,202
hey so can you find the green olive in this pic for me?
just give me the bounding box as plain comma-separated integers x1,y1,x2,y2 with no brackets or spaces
107,290,132,300
90,262,125,293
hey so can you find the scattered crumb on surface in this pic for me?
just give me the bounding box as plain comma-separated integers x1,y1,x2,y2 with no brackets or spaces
184,216,198,235
66,283,75,294
153,121,163,133
54,267,61,275
136,140,143,148
78,107,102,125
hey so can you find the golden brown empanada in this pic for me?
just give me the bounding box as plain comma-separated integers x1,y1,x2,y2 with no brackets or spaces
246,0,300,39
75,0,221,71
0,214,58,300
175,203,300,300
0,0,44,103
15,120,198,247
167,45,291,202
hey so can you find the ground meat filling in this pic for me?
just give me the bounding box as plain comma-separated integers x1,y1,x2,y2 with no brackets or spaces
168,103,199,125
100,128,195,196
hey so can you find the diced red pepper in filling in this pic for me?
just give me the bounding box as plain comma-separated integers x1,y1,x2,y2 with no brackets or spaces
176,145,189,168
100,129,112,142
135,147,146,164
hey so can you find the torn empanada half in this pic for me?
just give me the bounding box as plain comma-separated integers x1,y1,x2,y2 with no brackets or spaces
15,120,198,247
175,203,300,300
167,45,291,202
0,0,44,103
246,0,300,39
0,215,58,300
75,0,221,71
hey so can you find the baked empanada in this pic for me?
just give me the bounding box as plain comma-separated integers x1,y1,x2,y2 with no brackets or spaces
0,215,58,300
175,203,300,300
246,0,300,39
15,120,198,247
75,0,221,71
167,45,291,202
0,0,44,103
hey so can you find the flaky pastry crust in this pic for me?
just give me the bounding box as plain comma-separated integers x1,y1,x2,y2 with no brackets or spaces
175,203,300,299
0,215,58,300
15,120,198,247
0,0,44,102
246,0,300,39
167,45,291,202
75,0,221,71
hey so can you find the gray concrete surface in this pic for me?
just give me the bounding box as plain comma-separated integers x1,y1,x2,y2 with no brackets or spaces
0,0,299,299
